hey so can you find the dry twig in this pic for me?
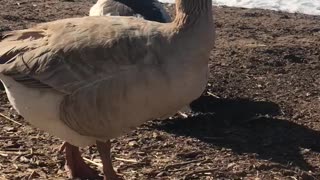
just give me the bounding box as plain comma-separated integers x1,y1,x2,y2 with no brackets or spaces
0,151,28,155
0,136,20,140
177,111,188,118
207,92,220,99
83,156,138,169
184,168,218,179
0,113,22,126
83,157,103,168
114,157,138,163
28,170,38,180
164,159,206,171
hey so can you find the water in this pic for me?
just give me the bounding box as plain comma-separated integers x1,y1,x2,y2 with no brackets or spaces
159,0,320,16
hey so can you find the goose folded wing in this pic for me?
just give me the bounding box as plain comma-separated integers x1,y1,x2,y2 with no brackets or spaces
0,17,163,94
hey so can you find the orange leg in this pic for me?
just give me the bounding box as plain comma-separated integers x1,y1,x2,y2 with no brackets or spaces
60,142,99,179
96,140,123,180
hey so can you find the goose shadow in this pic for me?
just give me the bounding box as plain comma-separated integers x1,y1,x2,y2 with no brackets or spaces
150,95,320,171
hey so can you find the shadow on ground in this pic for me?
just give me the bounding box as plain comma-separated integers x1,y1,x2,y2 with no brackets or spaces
151,95,320,171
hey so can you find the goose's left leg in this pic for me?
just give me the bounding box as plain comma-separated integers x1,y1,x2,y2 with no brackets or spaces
60,142,99,179
96,140,123,180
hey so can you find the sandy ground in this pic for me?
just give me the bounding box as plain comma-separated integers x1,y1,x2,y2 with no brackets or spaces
0,0,320,179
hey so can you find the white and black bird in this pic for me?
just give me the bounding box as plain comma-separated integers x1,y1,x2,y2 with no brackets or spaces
90,0,172,23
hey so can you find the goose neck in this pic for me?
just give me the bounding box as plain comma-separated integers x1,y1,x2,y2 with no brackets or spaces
173,0,213,29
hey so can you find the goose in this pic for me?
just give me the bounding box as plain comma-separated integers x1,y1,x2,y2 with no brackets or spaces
61,0,187,170
89,0,171,23
0,0,215,179
62,0,187,176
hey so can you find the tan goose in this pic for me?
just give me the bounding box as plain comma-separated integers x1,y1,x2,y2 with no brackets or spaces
0,0,215,179
90,0,171,23
59,0,185,176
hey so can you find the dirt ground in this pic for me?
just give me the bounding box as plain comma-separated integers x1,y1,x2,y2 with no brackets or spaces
1,0,320,179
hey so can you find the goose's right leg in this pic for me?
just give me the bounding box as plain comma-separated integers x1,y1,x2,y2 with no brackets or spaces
96,140,123,180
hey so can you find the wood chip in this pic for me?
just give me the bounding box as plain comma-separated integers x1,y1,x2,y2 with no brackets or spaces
0,153,8,157
12,164,19,170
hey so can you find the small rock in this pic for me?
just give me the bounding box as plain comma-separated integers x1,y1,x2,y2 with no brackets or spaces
20,156,30,163
3,126,15,132
300,148,311,154
227,162,236,169
28,170,40,180
300,172,315,180
128,141,138,147
156,171,168,177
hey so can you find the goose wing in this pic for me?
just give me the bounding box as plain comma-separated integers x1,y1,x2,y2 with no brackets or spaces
0,16,173,138
0,16,165,94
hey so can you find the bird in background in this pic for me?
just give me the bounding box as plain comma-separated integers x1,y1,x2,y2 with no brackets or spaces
90,0,172,23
